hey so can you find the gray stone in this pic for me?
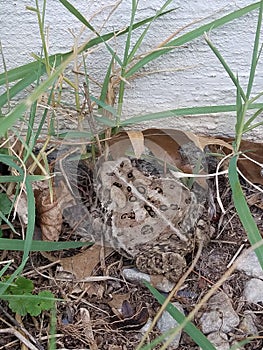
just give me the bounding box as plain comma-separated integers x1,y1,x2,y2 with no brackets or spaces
122,268,175,293
206,332,230,350
236,251,263,280
157,302,184,349
123,268,151,284
243,278,263,304
239,312,258,335
200,292,239,334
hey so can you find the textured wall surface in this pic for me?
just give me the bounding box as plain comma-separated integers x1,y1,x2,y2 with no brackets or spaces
0,0,263,139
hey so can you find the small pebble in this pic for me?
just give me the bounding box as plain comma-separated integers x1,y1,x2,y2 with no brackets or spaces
206,332,230,350
243,278,263,304
236,251,263,280
199,292,239,334
157,302,184,349
239,311,258,335
122,268,175,292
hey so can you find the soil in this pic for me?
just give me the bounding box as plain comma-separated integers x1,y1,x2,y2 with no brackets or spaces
0,156,263,350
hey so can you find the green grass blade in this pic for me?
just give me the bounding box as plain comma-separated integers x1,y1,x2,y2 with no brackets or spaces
144,281,216,350
58,0,96,32
0,211,18,235
235,78,248,150
0,175,48,183
33,84,55,144
204,34,246,101
0,61,42,85
22,179,35,260
236,75,243,126
0,7,176,87
90,95,118,116
229,155,263,268
0,9,181,103
246,0,263,98
120,103,263,126
0,261,12,278
0,238,93,251
99,54,115,105
0,260,28,295
54,130,92,139
127,3,175,63
26,57,44,146
123,0,138,66
0,154,23,174
94,115,118,127
244,108,263,130
117,0,138,116
0,12,171,111
126,2,261,78
34,0,50,76
0,103,30,136
0,72,42,108
0,48,78,137
58,0,123,66
243,120,263,132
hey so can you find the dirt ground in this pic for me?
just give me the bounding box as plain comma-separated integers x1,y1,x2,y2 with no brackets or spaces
1,154,263,350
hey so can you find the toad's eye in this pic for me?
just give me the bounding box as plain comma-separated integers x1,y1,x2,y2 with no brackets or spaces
127,171,133,178
155,186,163,194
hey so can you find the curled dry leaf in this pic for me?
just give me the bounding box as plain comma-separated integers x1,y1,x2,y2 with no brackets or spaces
221,138,263,185
110,301,149,331
108,128,262,185
34,187,62,241
34,180,75,241
126,130,145,159
108,128,211,173
108,293,131,311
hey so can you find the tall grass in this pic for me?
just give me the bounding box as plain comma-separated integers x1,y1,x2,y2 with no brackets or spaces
0,1,263,349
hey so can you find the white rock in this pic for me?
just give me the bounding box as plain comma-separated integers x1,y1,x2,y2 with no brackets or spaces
206,332,230,350
243,278,263,304
200,292,239,334
122,268,175,293
236,251,263,280
157,302,184,349
123,268,151,284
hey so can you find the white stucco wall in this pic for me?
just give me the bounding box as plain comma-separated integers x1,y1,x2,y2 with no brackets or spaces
0,1,263,139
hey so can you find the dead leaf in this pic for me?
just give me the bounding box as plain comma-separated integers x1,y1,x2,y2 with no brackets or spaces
126,130,145,158
55,180,76,211
108,293,131,311
108,128,205,172
109,128,263,185
35,187,62,241
184,131,233,151
236,139,263,185
110,301,149,330
218,137,263,185
57,245,113,280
